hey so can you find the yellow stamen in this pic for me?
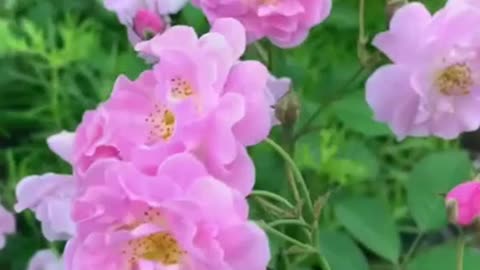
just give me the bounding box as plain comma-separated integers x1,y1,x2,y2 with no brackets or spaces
436,63,473,96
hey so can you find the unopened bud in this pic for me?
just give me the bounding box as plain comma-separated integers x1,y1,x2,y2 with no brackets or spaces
386,0,408,21
275,90,300,127
133,9,167,40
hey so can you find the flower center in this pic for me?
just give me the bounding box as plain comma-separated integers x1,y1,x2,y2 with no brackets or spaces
170,77,194,100
124,232,185,268
145,104,175,143
436,63,473,96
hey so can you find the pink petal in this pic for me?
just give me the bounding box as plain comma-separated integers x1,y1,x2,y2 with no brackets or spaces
47,131,75,164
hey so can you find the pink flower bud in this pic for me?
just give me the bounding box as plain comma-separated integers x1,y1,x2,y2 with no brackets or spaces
446,181,480,226
133,9,167,40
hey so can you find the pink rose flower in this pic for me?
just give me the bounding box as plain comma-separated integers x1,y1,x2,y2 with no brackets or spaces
192,0,331,48
15,173,76,241
65,153,270,270
15,132,77,241
72,19,272,195
446,181,480,226
0,202,15,249
366,2,480,139
27,249,64,270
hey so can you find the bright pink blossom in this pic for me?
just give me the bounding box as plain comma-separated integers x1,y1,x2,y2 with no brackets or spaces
73,19,271,195
133,9,168,41
192,0,331,48
27,249,64,270
104,0,187,46
446,181,480,226
0,201,15,249
366,2,480,139
15,173,76,241
65,153,270,270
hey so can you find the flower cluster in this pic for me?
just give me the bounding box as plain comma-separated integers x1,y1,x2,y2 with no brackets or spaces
14,18,280,270
366,0,480,140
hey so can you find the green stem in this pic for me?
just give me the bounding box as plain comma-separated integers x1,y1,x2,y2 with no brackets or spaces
254,197,287,217
318,254,332,270
358,0,366,45
457,231,465,270
253,42,268,64
401,232,423,268
250,190,295,210
257,221,317,253
264,138,315,222
268,219,311,230
50,67,61,128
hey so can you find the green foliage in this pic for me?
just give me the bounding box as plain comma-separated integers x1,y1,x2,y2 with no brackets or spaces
407,243,480,270
335,196,401,263
329,92,391,137
319,231,369,270
407,151,472,231
0,0,473,269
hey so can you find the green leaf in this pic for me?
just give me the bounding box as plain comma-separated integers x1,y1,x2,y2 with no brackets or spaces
337,140,379,181
407,151,472,231
319,231,369,270
330,93,391,137
179,4,209,35
335,196,400,263
408,243,480,270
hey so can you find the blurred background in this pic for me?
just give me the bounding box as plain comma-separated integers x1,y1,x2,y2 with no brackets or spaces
1,0,476,269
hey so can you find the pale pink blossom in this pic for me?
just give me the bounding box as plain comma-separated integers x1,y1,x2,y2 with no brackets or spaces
15,174,76,241
366,2,480,139
0,202,15,249
192,0,331,48
27,249,64,270
65,153,270,270
47,131,75,164
446,181,480,226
